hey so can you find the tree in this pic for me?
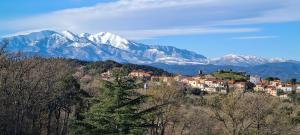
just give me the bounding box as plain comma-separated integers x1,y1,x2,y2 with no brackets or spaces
265,77,280,81
207,92,252,135
144,82,184,135
289,78,297,85
206,92,300,135
0,54,84,135
71,70,155,135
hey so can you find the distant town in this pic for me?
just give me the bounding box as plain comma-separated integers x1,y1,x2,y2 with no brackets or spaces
100,69,300,98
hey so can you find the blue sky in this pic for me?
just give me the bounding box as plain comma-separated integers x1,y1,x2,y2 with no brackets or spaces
0,0,299,60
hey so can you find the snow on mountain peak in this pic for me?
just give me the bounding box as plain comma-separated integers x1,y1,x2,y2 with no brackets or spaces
86,32,129,50
269,58,287,63
2,30,208,65
61,30,79,41
79,32,91,37
2,30,290,66
60,30,130,50
210,54,288,66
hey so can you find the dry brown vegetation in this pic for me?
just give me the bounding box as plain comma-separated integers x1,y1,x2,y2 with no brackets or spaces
139,83,300,135
1,45,300,135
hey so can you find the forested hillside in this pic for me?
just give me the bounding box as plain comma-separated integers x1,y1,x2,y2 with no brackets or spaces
69,59,172,76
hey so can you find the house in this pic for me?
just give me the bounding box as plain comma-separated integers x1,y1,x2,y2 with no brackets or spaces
266,86,277,96
100,70,112,81
278,84,296,93
204,87,218,93
180,77,193,84
296,84,300,93
250,76,261,84
129,70,152,80
189,80,208,89
188,79,198,88
270,80,281,87
213,80,225,88
234,82,246,90
204,79,215,87
254,83,266,92
185,78,199,87
174,75,182,81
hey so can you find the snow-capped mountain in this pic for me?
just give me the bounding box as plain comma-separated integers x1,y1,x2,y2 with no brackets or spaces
1,30,208,64
1,30,291,66
209,54,287,67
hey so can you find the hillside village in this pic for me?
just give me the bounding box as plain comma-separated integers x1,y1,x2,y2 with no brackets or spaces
101,69,300,98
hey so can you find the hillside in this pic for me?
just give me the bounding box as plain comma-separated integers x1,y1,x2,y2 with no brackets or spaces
150,62,300,81
212,70,248,81
69,59,172,76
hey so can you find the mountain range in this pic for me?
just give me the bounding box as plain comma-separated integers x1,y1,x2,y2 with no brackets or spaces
1,30,299,80
209,54,286,67
1,30,207,65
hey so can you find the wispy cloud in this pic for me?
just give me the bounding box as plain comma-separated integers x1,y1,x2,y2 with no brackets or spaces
232,35,278,40
114,27,260,40
1,0,299,39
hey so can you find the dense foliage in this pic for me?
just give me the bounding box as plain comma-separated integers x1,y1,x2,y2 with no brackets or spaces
71,70,157,135
70,59,172,76
0,53,86,135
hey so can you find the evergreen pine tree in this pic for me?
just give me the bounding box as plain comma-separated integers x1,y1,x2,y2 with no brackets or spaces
72,69,153,135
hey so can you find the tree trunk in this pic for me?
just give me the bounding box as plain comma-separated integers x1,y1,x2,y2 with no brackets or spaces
47,110,53,135
55,109,61,135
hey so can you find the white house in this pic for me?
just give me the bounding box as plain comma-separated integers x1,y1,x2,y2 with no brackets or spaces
250,76,261,84
278,85,296,93
270,80,281,87
266,86,277,96
254,83,266,92
204,87,218,92
296,84,300,93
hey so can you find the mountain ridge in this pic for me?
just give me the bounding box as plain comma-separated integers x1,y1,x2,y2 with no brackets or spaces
1,30,300,80
150,62,300,81
209,54,287,67
0,30,296,67
1,30,208,65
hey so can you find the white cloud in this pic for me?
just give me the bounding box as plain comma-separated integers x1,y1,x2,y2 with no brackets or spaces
1,0,299,39
232,35,278,40
114,27,260,40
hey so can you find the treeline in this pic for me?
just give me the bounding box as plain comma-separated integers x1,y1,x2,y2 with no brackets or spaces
69,59,172,76
0,51,86,135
